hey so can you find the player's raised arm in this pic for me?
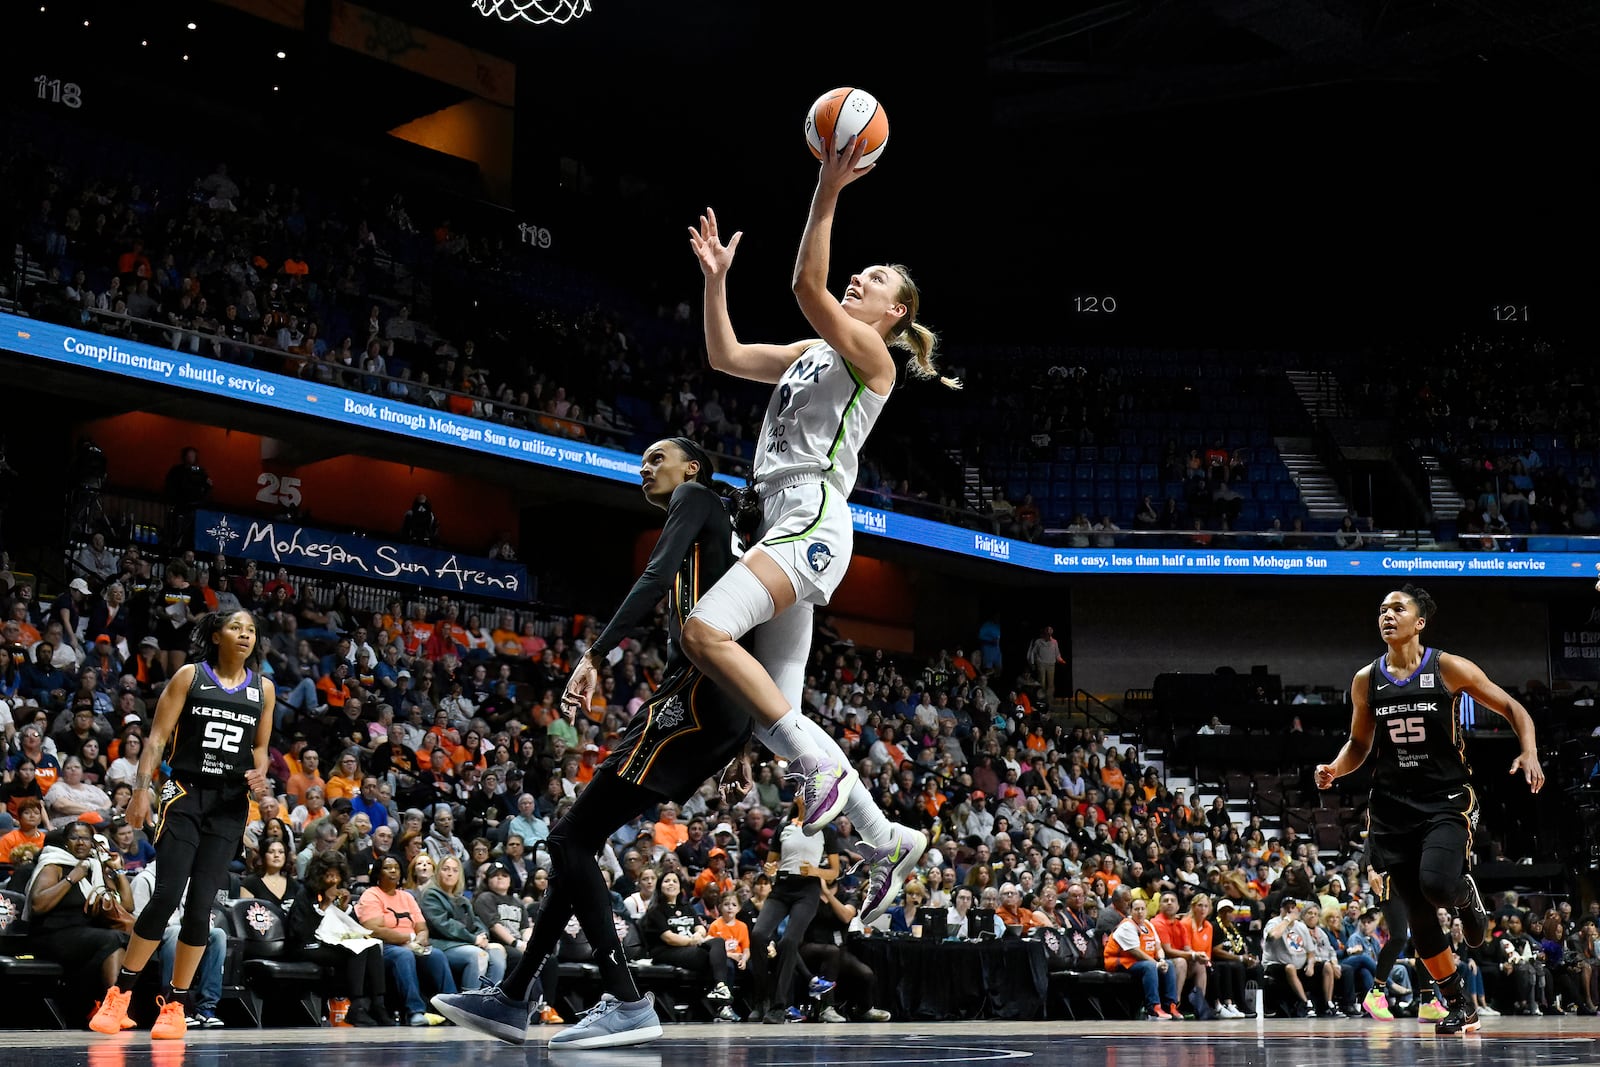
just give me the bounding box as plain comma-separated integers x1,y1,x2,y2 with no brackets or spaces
689,207,815,385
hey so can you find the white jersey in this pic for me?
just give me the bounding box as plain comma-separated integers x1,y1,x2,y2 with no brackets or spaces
753,341,890,495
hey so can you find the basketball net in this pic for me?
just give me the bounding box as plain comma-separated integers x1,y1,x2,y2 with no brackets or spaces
473,0,591,24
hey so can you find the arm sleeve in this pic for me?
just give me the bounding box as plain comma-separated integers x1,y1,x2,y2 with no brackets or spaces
589,483,721,661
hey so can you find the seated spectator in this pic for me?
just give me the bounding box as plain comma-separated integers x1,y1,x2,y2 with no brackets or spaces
287,850,387,1026
639,870,733,1004
27,824,132,1006
357,854,457,1025
44,756,107,822
110,817,157,876
1105,896,1179,1019
420,856,506,992
240,838,302,908
0,796,46,861
473,862,533,973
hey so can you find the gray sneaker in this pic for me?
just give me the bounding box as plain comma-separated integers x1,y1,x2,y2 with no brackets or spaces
549,994,663,1049
430,985,536,1045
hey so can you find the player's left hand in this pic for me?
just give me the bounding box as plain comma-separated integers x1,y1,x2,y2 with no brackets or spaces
717,753,754,807
245,768,268,798
1510,751,1545,793
561,657,599,724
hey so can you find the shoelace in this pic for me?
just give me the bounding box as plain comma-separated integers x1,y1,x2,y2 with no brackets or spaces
573,997,621,1026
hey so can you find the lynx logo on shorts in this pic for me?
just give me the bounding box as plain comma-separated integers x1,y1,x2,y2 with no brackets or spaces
1420,674,1435,689
159,779,184,805
806,542,834,574
654,695,686,731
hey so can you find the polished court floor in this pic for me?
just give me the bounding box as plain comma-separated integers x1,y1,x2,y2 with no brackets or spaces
10,1018,1599,1067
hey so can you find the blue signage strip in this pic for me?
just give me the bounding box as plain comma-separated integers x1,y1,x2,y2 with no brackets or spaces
7,311,1598,579
845,504,1600,579
195,510,530,599
2,311,642,485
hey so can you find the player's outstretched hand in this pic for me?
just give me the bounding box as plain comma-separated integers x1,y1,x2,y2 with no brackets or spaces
1510,750,1545,793
1314,763,1337,790
717,753,754,807
818,134,874,192
688,207,741,280
244,768,268,799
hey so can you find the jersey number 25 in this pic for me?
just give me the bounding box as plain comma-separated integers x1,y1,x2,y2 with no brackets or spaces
1387,716,1426,744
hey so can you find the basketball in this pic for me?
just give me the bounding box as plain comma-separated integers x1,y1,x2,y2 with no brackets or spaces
804,87,889,168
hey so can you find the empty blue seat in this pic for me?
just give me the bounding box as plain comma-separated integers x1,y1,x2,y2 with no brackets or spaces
1118,464,1138,482
1139,464,1159,482
1117,484,1138,502
1277,484,1300,503
1051,482,1074,501
1101,446,1121,463
1075,464,1095,482
1078,447,1098,463
1030,463,1052,481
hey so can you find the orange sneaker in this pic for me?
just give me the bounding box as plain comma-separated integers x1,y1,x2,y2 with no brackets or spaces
151,998,188,1041
90,986,134,1035
540,1004,563,1025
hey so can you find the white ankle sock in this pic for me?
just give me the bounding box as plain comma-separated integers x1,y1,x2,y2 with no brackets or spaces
843,780,894,848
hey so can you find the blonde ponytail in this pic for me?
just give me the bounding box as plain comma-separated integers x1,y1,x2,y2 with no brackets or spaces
887,264,961,391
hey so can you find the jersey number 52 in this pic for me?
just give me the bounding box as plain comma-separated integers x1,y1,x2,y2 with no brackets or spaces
204,722,246,753
1387,716,1427,744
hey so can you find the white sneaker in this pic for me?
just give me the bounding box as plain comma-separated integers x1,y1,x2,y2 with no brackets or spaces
1220,1004,1244,1019
1477,1005,1500,1017
820,1006,847,1023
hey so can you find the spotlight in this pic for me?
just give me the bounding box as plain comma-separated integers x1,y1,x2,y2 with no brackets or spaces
187,21,197,30
276,50,287,59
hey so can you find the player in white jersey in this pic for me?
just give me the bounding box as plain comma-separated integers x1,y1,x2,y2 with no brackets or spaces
681,135,959,924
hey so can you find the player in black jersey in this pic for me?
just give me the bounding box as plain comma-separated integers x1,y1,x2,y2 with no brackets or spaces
89,609,273,1041
1316,584,1543,1035
432,437,751,1048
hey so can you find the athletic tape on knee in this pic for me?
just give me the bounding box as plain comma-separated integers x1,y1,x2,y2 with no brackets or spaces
686,563,775,643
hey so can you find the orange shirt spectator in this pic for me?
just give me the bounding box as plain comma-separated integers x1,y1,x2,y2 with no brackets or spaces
1150,910,1186,957
324,768,362,803
1104,910,1163,970
518,629,547,658
286,767,325,807
694,851,736,899
997,884,1043,931
282,255,310,276
653,806,688,853
317,669,351,710
708,907,750,965
492,625,522,657
1101,762,1126,793
1024,730,1047,754
952,652,977,680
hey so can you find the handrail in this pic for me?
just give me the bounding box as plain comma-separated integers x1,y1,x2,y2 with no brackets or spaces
1072,688,1118,730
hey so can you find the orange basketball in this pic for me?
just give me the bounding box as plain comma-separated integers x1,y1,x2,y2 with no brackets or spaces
804,87,889,167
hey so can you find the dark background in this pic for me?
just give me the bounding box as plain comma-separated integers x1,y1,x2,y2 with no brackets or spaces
11,0,1595,351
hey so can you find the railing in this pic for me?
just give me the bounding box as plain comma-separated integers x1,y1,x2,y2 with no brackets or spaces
1072,688,1120,731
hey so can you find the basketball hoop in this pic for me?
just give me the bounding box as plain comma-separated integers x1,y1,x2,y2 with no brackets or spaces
473,0,591,24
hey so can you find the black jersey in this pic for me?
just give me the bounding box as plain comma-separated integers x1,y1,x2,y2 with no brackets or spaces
588,481,737,664
598,481,750,801
1366,646,1470,803
166,663,264,783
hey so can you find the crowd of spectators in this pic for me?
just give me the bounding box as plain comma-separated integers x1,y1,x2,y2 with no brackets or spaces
1340,334,1600,546
2,537,1578,1025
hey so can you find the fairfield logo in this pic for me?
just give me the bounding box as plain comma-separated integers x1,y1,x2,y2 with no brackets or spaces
975,534,1011,559
850,506,888,534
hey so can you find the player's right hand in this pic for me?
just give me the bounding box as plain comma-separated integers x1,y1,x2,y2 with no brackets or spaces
687,207,741,280
1314,764,1337,790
